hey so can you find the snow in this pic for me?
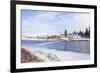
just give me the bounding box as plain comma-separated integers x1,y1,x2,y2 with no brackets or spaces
22,47,90,62
38,41,59,46
71,38,90,41
22,38,60,41
61,38,69,41
22,36,90,41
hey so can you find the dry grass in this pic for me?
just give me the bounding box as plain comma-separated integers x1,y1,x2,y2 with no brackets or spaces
21,48,45,63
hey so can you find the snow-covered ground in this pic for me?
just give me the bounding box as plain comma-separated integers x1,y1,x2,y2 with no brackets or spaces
22,37,60,41
22,47,90,62
61,37,70,41
22,37,90,41
71,38,90,41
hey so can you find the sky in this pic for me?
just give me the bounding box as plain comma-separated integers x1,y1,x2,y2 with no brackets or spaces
21,10,90,36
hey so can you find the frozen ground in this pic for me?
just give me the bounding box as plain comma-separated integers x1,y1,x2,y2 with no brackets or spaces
22,47,90,62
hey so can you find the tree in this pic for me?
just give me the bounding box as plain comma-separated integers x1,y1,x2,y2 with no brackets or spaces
88,27,90,37
73,30,76,35
78,30,84,37
64,29,67,37
85,27,90,38
85,28,88,35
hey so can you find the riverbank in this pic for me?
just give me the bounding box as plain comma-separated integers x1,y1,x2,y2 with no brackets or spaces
21,47,90,63
22,38,90,41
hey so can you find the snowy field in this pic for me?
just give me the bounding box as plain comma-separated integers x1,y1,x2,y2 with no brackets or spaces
22,47,90,62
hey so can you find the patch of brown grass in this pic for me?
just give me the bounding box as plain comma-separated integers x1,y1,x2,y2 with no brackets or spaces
21,48,45,63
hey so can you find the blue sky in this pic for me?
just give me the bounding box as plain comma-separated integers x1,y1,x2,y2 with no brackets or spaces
21,10,90,36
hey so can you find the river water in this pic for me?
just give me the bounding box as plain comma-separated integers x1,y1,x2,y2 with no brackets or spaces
22,40,90,54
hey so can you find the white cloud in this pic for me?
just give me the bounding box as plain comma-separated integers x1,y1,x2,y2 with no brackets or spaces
22,11,90,36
